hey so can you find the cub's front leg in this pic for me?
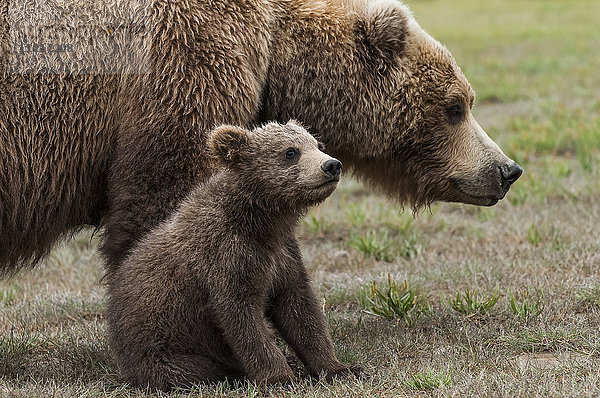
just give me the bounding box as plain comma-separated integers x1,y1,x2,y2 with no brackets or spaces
268,239,361,380
209,257,296,385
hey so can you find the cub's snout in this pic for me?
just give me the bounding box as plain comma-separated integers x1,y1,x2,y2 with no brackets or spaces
321,159,342,178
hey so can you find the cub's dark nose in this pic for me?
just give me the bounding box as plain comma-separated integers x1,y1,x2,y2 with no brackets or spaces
500,162,523,187
321,159,342,178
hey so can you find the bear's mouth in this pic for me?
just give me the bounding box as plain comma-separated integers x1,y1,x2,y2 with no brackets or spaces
450,179,504,206
461,193,500,206
313,178,340,189
455,187,503,206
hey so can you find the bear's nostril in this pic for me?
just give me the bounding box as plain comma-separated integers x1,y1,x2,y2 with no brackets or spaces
500,162,523,186
321,159,342,178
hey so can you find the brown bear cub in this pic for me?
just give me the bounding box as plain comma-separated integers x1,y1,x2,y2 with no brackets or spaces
107,121,355,390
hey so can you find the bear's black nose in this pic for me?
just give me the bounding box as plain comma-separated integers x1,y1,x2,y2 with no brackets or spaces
500,162,523,187
321,159,342,178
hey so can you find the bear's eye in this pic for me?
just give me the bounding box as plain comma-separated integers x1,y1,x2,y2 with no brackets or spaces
317,142,326,152
446,105,464,123
285,148,297,159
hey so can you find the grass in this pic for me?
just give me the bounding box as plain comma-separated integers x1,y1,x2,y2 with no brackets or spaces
575,285,600,311
348,228,422,261
358,276,430,325
345,203,366,227
303,214,332,236
404,369,452,392
449,287,500,318
526,223,568,250
348,230,393,261
0,287,16,306
2,0,600,396
508,289,545,321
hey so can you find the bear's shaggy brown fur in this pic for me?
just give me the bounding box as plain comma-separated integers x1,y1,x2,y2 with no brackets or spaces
0,0,521,274
108,122,352,390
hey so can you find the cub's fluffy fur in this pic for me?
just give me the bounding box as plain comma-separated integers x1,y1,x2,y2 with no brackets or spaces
107,122,355,390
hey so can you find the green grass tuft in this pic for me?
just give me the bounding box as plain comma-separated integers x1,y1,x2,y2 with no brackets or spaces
358,276,431,325
404,369,451,391
0,286,16,306
526,224,568,250
345,203,366,227
449,288,499,317
396,232,422,259
575,285,600,310
349,230,393,262
508,289,545,320
527,224,542,246
302,214,331,236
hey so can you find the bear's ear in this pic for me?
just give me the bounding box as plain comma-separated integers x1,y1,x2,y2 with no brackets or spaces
209,125,250,165
356,0,410,68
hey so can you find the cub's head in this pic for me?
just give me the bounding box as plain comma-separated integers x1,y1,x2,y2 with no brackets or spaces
209,121,342,208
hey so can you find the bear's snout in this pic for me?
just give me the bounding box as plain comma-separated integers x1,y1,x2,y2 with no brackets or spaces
321,159,342,178
499,162,523,189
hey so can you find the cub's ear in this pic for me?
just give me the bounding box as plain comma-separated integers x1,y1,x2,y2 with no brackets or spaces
209,125,250,165
356,0,410,68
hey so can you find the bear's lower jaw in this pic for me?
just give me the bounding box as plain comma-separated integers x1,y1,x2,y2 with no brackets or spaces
446,177,507,207
453,190,501,206
299,181,339,207
313,179,339,189
474,197,500,207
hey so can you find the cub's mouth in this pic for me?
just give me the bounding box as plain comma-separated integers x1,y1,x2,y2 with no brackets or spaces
313,177,340,189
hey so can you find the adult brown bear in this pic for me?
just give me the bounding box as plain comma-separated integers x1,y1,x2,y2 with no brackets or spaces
0,0,521,273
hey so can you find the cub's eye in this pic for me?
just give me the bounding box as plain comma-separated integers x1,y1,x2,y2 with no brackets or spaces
285,148,297,159
446,105,463,122
317,142,326,152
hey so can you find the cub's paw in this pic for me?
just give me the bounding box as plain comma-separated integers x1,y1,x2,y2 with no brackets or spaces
255,369,297,386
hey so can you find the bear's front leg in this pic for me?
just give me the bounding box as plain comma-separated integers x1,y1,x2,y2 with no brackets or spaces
211,285,296,385
268,240,360,380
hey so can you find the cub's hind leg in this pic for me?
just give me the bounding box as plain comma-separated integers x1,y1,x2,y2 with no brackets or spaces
125,353,243,391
